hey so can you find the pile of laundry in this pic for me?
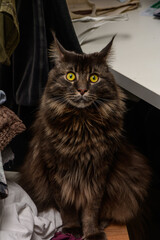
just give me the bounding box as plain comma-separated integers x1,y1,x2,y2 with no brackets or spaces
0,90,26,199
0,90,62,240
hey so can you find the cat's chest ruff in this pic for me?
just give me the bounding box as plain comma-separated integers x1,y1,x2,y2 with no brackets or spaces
56,162,103,209
52,120,108,209
52,118,107,158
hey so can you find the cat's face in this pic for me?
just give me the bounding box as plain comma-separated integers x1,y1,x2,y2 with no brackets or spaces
47,36,119,110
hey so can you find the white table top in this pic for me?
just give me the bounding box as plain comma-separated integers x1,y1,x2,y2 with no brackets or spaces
73,0,160,109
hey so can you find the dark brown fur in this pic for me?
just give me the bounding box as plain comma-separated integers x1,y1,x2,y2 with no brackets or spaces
20,36,151,240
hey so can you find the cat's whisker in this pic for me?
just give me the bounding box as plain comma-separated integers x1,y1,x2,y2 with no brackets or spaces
65,93,78,100
52,97,65,101
51,94,70,103
53,98,67,105
97,97,116,103
95,98,112,106
97,97,109,102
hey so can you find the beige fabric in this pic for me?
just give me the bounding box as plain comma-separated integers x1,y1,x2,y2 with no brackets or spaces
66,0,140,19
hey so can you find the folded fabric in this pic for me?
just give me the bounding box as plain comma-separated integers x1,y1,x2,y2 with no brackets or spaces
50,231,82,240
66,0,140,19
0,105,26,151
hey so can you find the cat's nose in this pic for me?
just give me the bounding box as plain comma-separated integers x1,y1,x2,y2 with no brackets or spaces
77,89,88,95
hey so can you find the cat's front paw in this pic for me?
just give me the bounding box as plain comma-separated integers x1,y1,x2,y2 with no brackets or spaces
84,231,107,240
99,219,111,230
62,226,82,238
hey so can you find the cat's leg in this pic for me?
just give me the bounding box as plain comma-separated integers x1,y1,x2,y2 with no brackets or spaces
60,204,82,237
99,219,111,231
82,198,107,240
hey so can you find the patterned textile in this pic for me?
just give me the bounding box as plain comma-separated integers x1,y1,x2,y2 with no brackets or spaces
0,105,26,151
0,104,26,198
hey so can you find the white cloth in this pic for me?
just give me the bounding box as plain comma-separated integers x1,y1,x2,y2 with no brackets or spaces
0,181,62,240
0,152,8,198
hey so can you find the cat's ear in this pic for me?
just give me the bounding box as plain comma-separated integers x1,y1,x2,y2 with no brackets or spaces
99,35,116,59
49,32,72,62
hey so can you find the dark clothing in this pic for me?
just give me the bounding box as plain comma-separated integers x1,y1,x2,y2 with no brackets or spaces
0,90,6,105
0,0,82,107
0,0,82,168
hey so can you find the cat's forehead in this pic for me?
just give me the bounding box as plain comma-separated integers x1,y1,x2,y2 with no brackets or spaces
64,52,105,71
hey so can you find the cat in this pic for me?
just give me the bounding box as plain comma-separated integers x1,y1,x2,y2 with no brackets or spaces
20,35,151,240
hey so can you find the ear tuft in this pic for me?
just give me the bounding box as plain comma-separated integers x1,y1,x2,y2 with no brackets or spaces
99,35,116,59
49,31,68,62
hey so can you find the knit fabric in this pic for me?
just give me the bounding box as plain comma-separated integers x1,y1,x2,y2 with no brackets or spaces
0,105,26,151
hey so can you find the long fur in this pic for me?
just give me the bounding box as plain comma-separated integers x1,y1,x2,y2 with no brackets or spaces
20,37,151,240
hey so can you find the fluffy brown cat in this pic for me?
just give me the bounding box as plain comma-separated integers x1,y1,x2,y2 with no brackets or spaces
20,35,151,240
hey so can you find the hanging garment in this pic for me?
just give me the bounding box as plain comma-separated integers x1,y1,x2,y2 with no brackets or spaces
0,0,82,169
0,105,25,198
0,89,6,105
0,0,20,65
11,0,82,106
0,0,82,107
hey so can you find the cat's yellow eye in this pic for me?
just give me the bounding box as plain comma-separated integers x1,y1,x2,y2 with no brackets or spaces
66,72,76,81
90,74,99,83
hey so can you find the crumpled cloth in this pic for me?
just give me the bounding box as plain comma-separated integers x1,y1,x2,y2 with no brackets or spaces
1,145,14,165
0,151,8,198
0,105,26,151
50,232,82,240
0,180,62,240
66,0,140,19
